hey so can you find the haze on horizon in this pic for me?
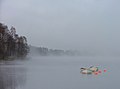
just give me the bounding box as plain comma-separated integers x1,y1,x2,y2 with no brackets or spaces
1,0,120,56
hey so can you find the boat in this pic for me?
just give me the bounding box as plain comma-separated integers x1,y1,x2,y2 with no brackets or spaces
80,66,99,74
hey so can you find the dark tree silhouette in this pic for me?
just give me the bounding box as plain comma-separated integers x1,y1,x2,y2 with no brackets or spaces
0,23,29,59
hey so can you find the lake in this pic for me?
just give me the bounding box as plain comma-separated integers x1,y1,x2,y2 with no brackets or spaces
0,56,120,89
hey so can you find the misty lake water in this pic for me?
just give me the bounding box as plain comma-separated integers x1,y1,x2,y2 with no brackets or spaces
0,56,120,89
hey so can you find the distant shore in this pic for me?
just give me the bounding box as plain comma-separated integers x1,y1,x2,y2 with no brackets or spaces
29,45,80,56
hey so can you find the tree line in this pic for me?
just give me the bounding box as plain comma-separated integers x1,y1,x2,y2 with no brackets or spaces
0,23,29,59
29,45,80,56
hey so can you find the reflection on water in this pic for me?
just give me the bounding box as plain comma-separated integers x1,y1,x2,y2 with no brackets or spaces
0,61,26,89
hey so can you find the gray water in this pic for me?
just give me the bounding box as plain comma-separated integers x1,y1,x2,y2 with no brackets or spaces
0,56,120,89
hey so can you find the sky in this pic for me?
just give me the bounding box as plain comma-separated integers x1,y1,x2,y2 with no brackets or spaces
0,0,120,55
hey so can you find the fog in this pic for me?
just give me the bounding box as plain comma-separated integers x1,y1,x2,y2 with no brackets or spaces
1,0,120,56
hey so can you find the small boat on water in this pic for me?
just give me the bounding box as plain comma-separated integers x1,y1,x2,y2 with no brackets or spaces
80,66,99,74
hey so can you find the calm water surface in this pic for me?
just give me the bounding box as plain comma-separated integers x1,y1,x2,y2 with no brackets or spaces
0,56,120,89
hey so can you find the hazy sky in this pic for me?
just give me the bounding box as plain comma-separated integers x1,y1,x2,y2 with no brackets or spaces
1,0,120,55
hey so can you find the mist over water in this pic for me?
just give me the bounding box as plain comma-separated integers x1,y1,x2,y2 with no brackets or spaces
0,56,120,89
0,0,120,89
29,45,120,57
